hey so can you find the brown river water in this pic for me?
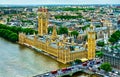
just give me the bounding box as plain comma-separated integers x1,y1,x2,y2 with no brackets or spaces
0,38,68,77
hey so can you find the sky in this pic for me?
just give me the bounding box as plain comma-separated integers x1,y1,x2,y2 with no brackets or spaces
0,0,120,5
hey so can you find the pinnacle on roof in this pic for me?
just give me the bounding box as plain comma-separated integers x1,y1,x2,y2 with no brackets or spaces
37,7,48,12
90,21,94,30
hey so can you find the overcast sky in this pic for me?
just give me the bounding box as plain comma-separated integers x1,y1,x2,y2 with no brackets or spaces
0,0,120,5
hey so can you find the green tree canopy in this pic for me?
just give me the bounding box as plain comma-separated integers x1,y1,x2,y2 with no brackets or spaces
97,41,105,47
96,51,104,58
71,30,79,38
109,30,120,43
83,35,87,41
58,26,68,35
0,29,18,42
55,15,83,20
74,59,82,64
0,24,37,34
96,25,101,27
57,7,95,11
82,25,90,31
100,62,112,72
109,37,116,43
0,24,37,42
9,33,18,42
48,27,53,34
62,75,71,77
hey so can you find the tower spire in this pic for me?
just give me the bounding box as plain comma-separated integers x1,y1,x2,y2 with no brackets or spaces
87,23,96,60
51,25,58,41
90,20,94,30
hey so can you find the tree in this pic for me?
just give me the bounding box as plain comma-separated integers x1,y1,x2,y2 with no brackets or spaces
55,14,83,20
97,41,105,47
74,59,82,64
84,35,87,41
62,75,71,77
71,30,79,38
7,18,10,22
9,33,18,42
111,34,119,41
109,37,116,44
48,27,53,34
0,29,18,42
69,46,75,51
58,26,68,35
82,25,90,31
96,25,101,27
109,30,120,43
0,24,37,42
96,51,104,58
100,62,112,72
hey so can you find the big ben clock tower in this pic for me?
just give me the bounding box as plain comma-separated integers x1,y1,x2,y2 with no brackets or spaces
87,23,96,60
38,7,48,36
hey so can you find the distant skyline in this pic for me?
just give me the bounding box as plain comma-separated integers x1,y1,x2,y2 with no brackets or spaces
0,0,120,5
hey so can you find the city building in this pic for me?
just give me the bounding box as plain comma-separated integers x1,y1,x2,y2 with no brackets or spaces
103,46,120,69
19,7,96,64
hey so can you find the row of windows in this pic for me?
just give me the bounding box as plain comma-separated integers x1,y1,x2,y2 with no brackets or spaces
103,55,120,69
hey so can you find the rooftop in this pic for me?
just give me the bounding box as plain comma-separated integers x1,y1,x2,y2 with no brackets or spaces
26,34,86,52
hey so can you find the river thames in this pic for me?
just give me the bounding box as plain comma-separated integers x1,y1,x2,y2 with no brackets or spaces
0,38,68,77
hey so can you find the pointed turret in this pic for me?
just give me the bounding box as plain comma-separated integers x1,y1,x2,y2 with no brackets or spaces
51,25,58,41
90,22,94,31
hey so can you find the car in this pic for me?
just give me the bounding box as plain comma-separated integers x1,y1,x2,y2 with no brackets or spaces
115,71,118,74
89,64,93,67
91,68,96,72
88,67,92,70
96,60,101,64
61,68,67,72
44,73,49,77
67,67,72,71
82,62,88,66
45,73,49,76
51,70,57,74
